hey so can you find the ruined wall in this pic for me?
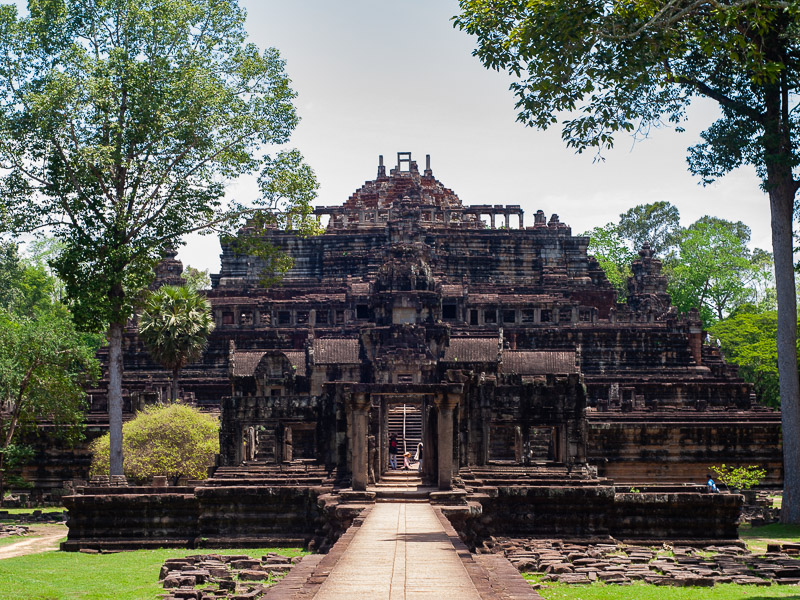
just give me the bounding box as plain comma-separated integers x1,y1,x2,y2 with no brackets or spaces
465,487,742,542
62,485,327,551
587,415,783,485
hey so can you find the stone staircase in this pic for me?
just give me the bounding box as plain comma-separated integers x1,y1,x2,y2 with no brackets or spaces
387,405,422,455
204,461,333,487
370,471,434,503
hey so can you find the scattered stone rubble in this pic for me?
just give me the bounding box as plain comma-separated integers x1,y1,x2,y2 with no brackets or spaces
489,538,800,587
157,553,300,600
740,491,781,526
0,524,29,538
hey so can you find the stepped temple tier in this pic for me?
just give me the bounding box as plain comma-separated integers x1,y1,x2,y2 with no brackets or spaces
63,153,781,551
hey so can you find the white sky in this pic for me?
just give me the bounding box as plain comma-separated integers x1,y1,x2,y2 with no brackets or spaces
13,0,774,274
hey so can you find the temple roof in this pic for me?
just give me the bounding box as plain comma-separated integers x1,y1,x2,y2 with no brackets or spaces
502,351,578,375
231,350,306,377
313,338,360,364
443,338,499,362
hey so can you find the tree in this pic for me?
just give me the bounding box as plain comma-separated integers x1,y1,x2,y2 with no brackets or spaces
0,0,317,477
89,403,219,484
666,217,767,325
618,201,681,257
455,0,800,523
709,307,800,408
181,267,211,292
581,223,637,298
138,285,215,401
0,245,99,503
710,464,767,491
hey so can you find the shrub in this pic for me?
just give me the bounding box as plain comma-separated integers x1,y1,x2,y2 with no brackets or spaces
710,464,767,491
90,404,219,484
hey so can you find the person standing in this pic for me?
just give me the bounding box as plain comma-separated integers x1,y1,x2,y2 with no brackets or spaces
415,442,423,472
389,433,398,470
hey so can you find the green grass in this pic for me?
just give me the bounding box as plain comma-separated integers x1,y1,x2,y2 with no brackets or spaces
0,546,305,600
740,523,800,554
0,507,64,514
534,581,800,599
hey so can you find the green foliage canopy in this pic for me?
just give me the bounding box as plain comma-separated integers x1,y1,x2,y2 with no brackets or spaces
90,403,219,483
0,0,317,476
618,201,681,257
581,223,637,298
666,217,767,325
138,285,215,401
709,308,800,407
0,242,99,498
710,464,767,491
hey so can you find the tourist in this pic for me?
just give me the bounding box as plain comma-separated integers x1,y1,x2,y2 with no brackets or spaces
706,474,719,493
414,442,423,472
403,451,411,470
389,433,398,469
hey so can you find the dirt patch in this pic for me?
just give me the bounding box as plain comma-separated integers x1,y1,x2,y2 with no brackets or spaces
0,524,67,559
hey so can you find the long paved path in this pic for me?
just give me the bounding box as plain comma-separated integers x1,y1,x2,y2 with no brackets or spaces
313,503,482,600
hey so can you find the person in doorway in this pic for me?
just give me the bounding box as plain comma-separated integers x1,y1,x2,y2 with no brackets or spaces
403,451,411,470
414,442,423,472
389,433,398,469
367,435,377,484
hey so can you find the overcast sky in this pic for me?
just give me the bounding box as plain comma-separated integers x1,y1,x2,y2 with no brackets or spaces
13,0,773,274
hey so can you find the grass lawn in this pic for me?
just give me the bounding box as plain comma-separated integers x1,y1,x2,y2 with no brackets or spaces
740,523,800,554
533,580,800,599
0,546,305,600
0,507,64,516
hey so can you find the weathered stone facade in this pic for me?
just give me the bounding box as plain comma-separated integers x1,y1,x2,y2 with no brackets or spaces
62,153,780,549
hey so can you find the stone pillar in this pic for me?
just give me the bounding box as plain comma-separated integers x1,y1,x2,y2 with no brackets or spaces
435,392,461,490
490,213,496,229
505,213,510,229
348,392,371,491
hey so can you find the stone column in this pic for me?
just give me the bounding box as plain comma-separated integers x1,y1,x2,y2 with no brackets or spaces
434,391,461,490
348,392,371,491
505,213,510,229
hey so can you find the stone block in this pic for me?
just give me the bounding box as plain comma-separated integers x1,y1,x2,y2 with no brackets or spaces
163,575,197,588
237,569,268,581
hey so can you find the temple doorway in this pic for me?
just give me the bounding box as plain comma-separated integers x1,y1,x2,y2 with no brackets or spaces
387,404,423,469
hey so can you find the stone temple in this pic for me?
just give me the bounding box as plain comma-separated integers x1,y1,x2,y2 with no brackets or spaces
62,152,781,550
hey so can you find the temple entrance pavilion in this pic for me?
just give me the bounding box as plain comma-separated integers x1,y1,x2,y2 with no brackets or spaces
345,383,464,492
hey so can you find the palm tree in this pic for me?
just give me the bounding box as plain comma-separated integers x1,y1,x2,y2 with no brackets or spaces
138,285,215,402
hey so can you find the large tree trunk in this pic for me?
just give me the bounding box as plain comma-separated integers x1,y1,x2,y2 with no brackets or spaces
0,451,5,508
107,321,125,477
172,367,180,402
770,183,800,524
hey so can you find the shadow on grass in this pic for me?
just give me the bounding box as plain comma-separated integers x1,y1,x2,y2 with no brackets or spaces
740,523,800,540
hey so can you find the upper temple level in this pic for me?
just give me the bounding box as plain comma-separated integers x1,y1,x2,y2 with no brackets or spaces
314,152,523,230
212,152,590,289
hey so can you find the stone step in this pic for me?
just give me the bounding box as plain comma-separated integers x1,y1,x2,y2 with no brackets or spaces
374,481,423,488
372,488,435,501
379,473,422,482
